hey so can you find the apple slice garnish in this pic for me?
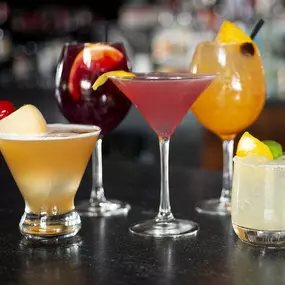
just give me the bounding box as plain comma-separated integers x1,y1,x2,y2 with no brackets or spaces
68,44,124,101
0,104,47,134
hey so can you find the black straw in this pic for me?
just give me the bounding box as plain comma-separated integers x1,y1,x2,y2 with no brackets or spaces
250,19,265,40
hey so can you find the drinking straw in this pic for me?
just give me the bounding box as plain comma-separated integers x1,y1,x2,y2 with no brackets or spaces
250,19,265,40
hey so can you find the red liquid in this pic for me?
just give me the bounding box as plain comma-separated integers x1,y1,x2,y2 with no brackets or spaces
55,43,131,136
111,75,213,137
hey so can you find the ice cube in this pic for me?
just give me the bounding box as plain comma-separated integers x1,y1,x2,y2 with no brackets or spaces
264,155,285,167
235,155,269,166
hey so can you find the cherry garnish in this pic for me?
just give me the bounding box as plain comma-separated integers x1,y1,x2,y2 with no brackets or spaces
240,42,255,56
0,101,15,120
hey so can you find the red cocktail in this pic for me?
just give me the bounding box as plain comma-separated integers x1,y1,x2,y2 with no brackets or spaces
99,73,214,237
112,74,212,137
55,42,131,217
107,73,215,237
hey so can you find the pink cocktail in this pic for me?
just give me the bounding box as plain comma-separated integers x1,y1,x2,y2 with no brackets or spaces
110,73,214,238
113,75,212,137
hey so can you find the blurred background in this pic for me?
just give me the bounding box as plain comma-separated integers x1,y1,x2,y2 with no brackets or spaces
0,0,284,171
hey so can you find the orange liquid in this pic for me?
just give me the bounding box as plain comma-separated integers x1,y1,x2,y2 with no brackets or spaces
0,125,99,215
190,42,266,140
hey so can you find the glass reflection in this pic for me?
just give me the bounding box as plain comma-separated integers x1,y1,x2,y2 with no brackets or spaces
18,237,84,285
232,241,285,285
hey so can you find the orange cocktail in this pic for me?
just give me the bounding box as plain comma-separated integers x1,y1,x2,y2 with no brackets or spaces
190,42,265,140
190,21,266,215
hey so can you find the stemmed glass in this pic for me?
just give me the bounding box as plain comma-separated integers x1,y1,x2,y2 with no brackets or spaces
190,42,266,215
108,73,214,237
55,42,132,217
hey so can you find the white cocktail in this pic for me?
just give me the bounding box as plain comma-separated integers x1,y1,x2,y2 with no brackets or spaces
232,132,285,247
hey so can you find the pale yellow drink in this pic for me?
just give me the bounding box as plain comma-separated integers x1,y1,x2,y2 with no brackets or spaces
0,124,100,239
232,156,285,247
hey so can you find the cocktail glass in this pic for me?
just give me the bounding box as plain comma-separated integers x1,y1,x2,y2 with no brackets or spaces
0,124,100,240
109,73,214,237
232,156,285,247
55,42,132,217
190,42,266,215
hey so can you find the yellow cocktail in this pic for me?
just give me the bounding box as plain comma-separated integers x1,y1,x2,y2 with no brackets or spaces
0,120,100,240
232,132,285,247
190,21,266,215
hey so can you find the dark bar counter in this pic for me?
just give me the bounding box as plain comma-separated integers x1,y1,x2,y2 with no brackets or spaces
0,160,285,285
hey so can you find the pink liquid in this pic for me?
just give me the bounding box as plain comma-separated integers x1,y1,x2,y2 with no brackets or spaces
111,75,213,137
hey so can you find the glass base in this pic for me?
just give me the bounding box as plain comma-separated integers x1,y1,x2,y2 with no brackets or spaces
233,224,285,248
76,199,131,217
195,198,231,215
20,210,81,241
129,219,199,238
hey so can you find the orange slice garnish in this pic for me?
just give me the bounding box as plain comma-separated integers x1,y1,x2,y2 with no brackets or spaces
68,44,124,101
215,21,252,43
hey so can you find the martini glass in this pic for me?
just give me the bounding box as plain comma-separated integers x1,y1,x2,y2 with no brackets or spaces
109,73,214,237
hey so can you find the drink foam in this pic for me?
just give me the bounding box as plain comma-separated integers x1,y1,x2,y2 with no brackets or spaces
0,124,101,141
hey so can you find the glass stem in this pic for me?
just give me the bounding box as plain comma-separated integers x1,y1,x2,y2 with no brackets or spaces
156,137,174,222
89,138,106,205
220,139,234,203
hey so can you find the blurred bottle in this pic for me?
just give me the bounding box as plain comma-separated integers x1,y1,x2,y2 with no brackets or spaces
151,0,214,72
0,1,12,82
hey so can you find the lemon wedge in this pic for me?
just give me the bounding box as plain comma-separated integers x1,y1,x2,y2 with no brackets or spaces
236,132,273,160
92,71,135,91
215,20,252,43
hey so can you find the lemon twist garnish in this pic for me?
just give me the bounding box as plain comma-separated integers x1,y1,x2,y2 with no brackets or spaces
236,132,273,160
92,71,135,91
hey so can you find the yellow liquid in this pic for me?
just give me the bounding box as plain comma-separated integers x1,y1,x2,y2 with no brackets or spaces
0,124,99,215
232,157,285,231
190,42,266,140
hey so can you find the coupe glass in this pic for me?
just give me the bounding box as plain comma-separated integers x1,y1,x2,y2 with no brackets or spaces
0,124,100,241
109,73,214,237
55,42,132,217
190,42,266,215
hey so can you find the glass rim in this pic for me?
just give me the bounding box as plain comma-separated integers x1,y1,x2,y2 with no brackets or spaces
63,42,124,48
196,41,257,48
108,72,216,81
233,156,285,169
0,123,101,141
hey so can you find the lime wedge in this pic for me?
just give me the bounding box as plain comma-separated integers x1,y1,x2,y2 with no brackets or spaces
263,140,283,160
92,71,135,91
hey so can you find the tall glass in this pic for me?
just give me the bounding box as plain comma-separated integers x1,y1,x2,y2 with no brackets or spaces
55,42,132,217
190,42,266,215
109,73,214,237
